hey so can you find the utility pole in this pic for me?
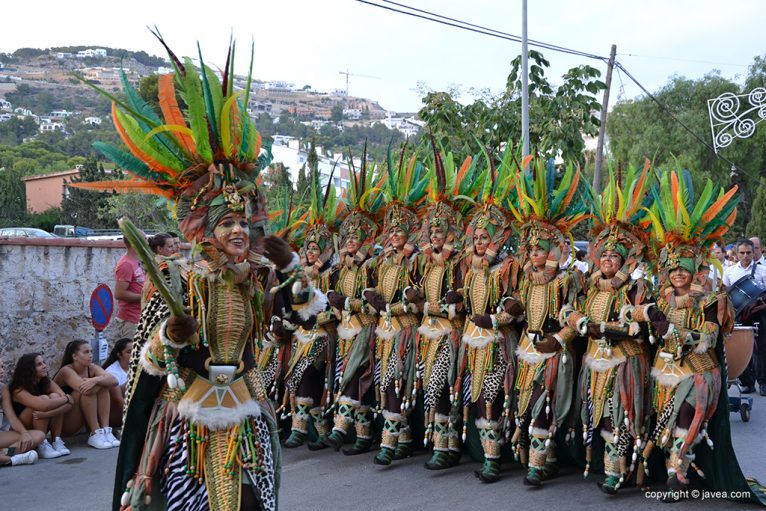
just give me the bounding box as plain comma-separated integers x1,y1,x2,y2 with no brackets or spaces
593,44,617,193
521,0,530,172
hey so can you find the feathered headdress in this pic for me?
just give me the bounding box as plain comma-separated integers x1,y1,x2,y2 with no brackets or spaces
507,158,590,278
338,142,384,262
463,143,517,266
379,141,429,257
645,168,738,296
289,162,345,272
71,30,271,250
589,161,653,286
418,141,480,260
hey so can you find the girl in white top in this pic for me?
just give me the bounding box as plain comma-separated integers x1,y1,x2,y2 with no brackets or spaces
101,338,133,428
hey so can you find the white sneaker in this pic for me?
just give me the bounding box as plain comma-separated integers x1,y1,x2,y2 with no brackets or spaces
37,439,63,459
87,429,113,449
11,450,38,466
103,427,120,448
51,437,71,456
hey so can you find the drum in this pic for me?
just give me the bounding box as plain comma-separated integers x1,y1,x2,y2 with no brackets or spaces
727,274,766,319
725,325,756,379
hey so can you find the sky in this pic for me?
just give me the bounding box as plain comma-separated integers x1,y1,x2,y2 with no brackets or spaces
1,0,763,112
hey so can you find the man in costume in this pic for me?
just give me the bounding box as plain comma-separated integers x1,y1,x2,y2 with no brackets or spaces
74,36,318,511
455,153,517,483
322,153,384,455
505,160,588,487
415,147,478,470
563,164,669,494
281,173,343,448
365,146,429,466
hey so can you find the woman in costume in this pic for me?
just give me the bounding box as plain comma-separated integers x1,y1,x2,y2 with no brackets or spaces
281,174,343,449
416,148,479,470
563,165,669,494
365,146,429,466
455,155,517,483
74,37,315,511
642,170,748,494
322,153,384,455
506,161,588,487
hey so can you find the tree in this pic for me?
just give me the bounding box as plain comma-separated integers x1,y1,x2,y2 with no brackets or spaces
295,164,309,202
418,50,606,165
263,161,292,211
747,179,766,241
0,167,27,227
100,193,176,232
331,104,344,123
60,157,116,227
0,117,38,145
137,74,161,117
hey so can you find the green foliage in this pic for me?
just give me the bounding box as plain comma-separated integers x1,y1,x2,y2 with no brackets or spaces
60,157,116,228
331,104,344,122
26,207,61,231
99,193,176,232
747,179,766,241
0,166,27,226
137,74,161,118
0,117,38,145
6,84,59,113
418,50,606,165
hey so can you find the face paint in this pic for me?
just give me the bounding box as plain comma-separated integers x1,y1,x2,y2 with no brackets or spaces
473,228,490,257
430,225,446,251
306,242,321,265
214,212,250,260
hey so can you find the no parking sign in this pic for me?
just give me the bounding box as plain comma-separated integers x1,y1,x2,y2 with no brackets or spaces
90,283,114,331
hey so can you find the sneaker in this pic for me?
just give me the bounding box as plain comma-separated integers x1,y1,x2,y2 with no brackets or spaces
103,427,120,448
51,437,71,456
87,429,113,449
37,439,63,459
760,384,766,397
11,450,38,466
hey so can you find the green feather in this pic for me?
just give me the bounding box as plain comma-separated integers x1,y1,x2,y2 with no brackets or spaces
92,141,157,178
197,44,219,145
182,57,213,163
240,41,255,159
115,107,183,176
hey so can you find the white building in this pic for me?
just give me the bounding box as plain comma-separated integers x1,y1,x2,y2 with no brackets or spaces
382,115,424,137
270,139,352,194
55,52,74,59
0,99,11,110
343,108,362,120
50,110,74,119
157,66,174,75
39,122,64,133
77,49,107,58
84,116,102,126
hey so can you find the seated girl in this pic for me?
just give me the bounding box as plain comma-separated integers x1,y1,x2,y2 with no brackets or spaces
53,340,119,449
101,338,132,429
9,353,73,459
1,363,45,466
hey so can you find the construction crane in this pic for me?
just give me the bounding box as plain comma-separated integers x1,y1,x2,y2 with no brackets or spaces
338,69,380,97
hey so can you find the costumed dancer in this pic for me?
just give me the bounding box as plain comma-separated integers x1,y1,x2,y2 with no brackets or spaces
366,146,429,466
416,147,479,470
642,170,755,498
281,172,344,448
456,154,517,483
75,36,315,511
562,164,668,495
322,151,384,455
506,160,589,486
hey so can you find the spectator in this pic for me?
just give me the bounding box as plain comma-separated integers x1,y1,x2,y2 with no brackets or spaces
149,232,175,258
723,239,766,395
0,364,45,466
573,249,589,275
167,231,182,255
9,353,73,459
53,341,120,449
101,338,132,428
114,236,145,340
726,246,737,266
710,242,726,284
750,236,766,266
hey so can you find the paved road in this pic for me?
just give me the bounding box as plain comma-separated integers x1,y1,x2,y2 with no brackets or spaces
3,392,765,510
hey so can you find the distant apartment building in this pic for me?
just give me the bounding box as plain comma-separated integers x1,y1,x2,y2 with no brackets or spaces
382,115,424,137
77,49,108,58
39,122,64,133
21,169,81,213
55,52,74,59
343,108,362,120
0,98,11,110
270,140,352,194
83,116,102,126
50,110,74,119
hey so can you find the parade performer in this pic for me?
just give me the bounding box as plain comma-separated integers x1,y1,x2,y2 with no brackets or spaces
506,160,589,487
455,153,517,483
563,164,667,494
281,172,343,448
416,147,479,470
74,36,312,511
642,170,748,494
366,145,429,466
322,152,384,455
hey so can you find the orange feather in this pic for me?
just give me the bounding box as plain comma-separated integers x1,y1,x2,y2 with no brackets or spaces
68,179,173,197
630,168,648,213
455,156,472,193
560,169,581,211
158,74,197,157
670,171,680,214
701,186,738,223
111,103,178,179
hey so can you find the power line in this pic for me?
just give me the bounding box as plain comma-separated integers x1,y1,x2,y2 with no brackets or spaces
618,53,749,68
614,60,756,181
356,0,608,62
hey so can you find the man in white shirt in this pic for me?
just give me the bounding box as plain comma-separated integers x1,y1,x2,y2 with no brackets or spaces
750,236,766,266
724,239,766,395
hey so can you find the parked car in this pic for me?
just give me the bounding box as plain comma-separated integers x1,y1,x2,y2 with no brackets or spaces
0,227,57,238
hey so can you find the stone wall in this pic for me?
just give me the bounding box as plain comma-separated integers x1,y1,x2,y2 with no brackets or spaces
0,238,128,379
